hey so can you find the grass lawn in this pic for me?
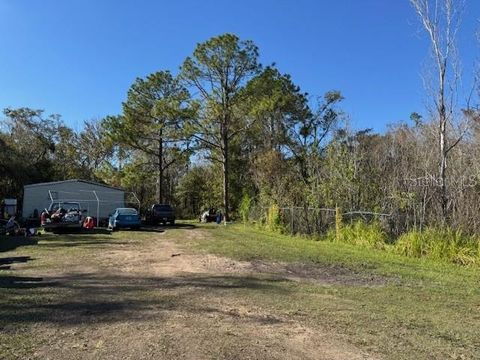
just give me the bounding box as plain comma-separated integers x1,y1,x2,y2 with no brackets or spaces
193,224,480,359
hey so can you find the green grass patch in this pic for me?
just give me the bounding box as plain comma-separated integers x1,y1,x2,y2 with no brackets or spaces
195,224,479,287
256,212,480,267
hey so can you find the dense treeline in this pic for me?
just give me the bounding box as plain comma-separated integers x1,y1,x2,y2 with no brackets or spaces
2,1,480,238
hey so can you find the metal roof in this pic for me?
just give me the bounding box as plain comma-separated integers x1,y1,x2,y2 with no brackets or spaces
24,179,124,192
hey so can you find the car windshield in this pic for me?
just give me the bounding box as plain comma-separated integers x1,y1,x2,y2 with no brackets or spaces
117,208,138,215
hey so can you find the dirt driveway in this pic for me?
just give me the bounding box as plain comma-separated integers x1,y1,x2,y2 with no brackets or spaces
1,227,378,360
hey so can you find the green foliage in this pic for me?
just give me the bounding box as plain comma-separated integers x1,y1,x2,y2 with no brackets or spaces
78,119,115,173
266,203,283,232
103,71,195,203
327,220,387,250
239,193,253,225
335,205,342,242
181,34,260,92
319,141,355,208
175,165,222,218
181,33,262,219
251,150,300,207
242,66,311,151
395,228,480,266
391,191,416,211
0,108,109,202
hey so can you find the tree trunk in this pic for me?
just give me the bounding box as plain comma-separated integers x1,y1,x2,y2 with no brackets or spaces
438,62,448,225
410,0,462,226
439,109,448,224
157,134,164,204
269,115,275,150
222,131,229,222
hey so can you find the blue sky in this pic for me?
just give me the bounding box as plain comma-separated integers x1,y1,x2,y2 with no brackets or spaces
0,0,479,132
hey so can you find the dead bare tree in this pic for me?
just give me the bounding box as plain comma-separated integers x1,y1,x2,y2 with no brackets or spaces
410,0,464,223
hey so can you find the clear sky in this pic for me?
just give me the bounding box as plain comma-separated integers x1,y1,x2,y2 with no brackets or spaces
0,0,479,132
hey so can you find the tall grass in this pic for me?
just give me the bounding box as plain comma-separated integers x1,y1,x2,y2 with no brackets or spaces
395,228,480,266
325,219,480,266
326,220,388,250
258,206,480,267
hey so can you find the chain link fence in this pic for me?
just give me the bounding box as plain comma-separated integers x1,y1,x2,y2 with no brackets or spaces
251,205,392,236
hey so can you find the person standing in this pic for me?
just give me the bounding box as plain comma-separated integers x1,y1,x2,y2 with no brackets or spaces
216,210,223,225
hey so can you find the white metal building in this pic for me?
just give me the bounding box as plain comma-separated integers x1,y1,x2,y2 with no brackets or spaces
23,180,127,220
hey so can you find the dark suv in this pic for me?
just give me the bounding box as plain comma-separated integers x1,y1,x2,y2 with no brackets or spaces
147,204,175,225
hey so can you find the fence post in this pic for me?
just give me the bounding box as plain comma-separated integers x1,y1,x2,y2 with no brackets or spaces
93,191,100,227
290,207,294,234
335,205,342,242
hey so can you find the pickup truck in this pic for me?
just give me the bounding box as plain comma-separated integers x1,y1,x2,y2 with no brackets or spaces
146,204,175,225
41,201,86,232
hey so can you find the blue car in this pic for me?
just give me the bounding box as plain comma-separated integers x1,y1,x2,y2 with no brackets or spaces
108,208,141,230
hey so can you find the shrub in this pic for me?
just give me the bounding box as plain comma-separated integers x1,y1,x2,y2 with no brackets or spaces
266,203,283,232
327,220,387,250
239,193,253,225
395,228,480,266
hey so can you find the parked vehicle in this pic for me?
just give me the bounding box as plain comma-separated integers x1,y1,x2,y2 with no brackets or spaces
41,201,86,232
108,208,141,230
146,204,175,225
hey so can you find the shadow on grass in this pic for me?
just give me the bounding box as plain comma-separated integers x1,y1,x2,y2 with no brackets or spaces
38,231,132,249
0,255,33,266
133,226,165,233
0,256,41,287
0,272,290,325
39,226,169,247
44,227,113,235
0,237,38,252
141,223,197,231
0,225,274,327
39,238,131,249
124,222,196,233
0,275,55,288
